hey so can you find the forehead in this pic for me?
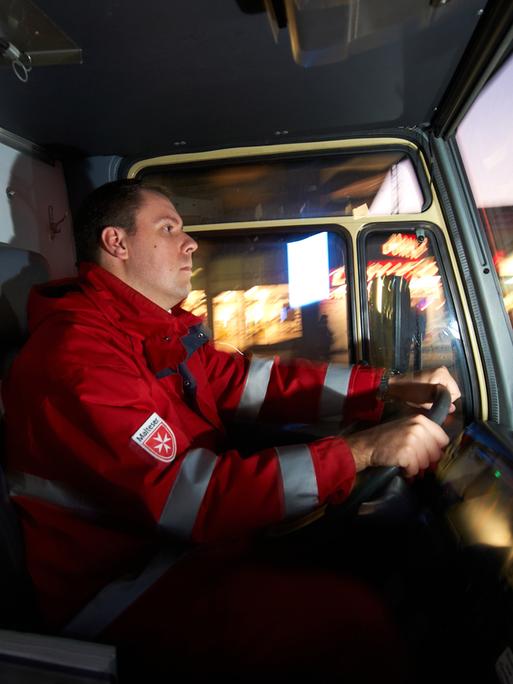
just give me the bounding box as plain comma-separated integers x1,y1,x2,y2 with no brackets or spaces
137,190,179,219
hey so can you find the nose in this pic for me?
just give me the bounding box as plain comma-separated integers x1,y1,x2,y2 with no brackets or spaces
183,232,198,254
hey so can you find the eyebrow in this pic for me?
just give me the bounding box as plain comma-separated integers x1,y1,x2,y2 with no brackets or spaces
156,214,181,223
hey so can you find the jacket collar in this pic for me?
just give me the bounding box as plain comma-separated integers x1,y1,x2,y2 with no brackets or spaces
79,262,201,341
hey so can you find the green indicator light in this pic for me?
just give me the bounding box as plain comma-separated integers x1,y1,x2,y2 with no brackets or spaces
494,470,502,479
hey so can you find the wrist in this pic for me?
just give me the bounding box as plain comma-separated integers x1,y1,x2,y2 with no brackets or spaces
377,368,401,402
345,433,371,472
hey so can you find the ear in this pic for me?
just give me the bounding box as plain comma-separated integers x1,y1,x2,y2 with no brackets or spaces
100,226,129,260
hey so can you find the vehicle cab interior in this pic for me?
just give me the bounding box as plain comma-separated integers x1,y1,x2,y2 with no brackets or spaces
1,0,513,682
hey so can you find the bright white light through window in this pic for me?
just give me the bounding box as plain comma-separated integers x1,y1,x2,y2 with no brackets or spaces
287,232,329,308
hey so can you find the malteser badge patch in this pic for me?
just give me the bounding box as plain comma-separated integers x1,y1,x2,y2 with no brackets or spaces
131,412,177,463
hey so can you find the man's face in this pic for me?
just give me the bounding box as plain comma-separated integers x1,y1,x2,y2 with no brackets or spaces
122,190,198,310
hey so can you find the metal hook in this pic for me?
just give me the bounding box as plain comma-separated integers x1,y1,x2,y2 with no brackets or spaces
48,205,68,240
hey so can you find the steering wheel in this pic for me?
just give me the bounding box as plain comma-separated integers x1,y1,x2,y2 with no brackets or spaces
333,384,452,518
267,384,452,539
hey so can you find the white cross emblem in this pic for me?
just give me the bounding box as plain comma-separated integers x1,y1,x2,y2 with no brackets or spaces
131,413,177,463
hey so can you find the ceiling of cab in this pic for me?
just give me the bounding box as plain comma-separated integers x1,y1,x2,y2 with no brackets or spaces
0,0,487,159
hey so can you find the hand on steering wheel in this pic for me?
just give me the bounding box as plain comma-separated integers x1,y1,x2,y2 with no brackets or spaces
266,386,453,538
267,385,452,538
336,385,452,517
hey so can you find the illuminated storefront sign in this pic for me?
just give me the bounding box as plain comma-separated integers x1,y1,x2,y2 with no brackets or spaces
382,233,428,259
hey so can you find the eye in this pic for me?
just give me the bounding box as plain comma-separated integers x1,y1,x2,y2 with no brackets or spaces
163,224,174,233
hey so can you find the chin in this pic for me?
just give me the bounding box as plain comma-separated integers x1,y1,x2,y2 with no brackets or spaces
170,288,191,306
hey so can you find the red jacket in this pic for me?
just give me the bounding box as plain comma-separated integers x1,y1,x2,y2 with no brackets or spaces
2,263,383,637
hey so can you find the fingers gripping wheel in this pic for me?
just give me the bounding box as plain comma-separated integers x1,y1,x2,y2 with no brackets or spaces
331,384,452,519
424,384,453,426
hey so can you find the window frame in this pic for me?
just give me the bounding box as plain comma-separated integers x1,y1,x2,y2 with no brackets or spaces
356,220,478,420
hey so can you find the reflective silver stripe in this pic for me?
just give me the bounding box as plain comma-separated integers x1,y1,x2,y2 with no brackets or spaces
236,356,274,419
159,448,217,538
62,546,185,639
276,445,319,519
8,471,103,519
319,364,353,418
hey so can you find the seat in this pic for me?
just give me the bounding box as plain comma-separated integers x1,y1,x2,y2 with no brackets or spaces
0,244,49,631
0,244,118,681
0,244,49,394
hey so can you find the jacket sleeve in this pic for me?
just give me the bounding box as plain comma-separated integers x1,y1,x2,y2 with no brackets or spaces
19,348,359,545
199,343,384,426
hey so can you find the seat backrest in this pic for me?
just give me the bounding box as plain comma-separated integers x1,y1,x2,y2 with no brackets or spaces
0,244,49,393
0,244,49,630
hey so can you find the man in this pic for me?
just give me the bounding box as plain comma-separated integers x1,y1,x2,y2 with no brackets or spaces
2,179,459,679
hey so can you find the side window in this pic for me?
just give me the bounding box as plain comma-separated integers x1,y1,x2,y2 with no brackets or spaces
456,53,513,331
182,229,351,364
362,228,467,416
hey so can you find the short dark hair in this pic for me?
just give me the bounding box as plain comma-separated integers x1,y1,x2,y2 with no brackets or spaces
73,179,169,264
